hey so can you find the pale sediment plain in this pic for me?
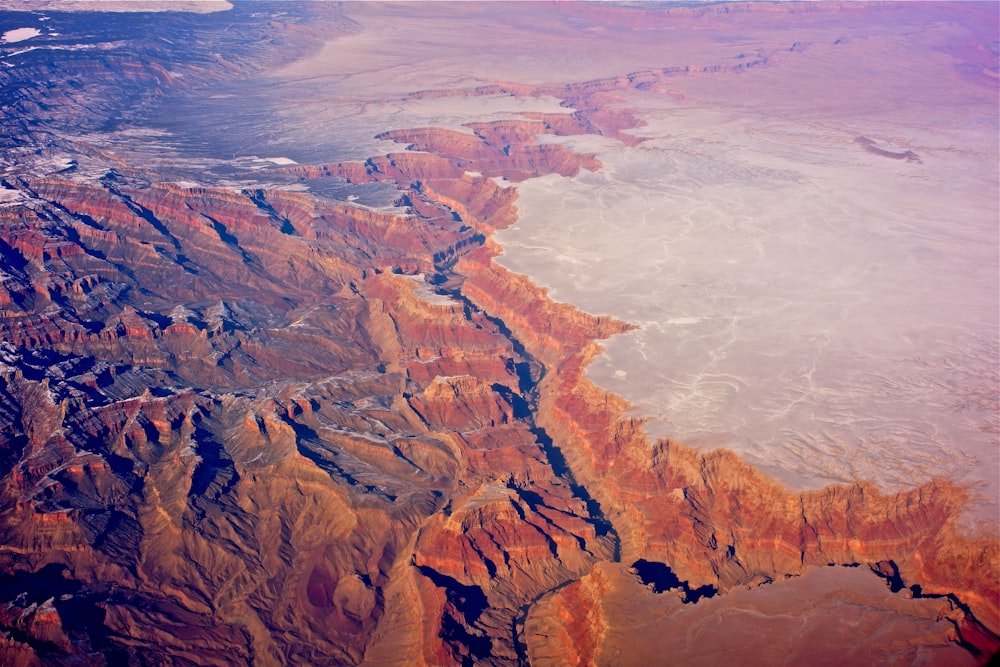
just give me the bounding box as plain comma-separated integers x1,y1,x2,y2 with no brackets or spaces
21,1,990,662
494,14,1000,527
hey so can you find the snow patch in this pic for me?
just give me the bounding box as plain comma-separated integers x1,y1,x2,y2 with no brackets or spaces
405,274,458,307
2,27,41,44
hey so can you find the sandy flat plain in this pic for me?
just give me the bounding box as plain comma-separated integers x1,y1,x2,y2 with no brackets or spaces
499,95,998,519
489,4,999,526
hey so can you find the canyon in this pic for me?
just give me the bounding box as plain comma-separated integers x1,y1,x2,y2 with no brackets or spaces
0,2,996,665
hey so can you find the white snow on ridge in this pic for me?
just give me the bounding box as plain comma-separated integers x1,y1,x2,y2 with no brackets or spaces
2,27,41,43
0,187,22,204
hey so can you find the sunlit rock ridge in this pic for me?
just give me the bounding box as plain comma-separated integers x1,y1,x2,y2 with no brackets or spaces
0,2,996,665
